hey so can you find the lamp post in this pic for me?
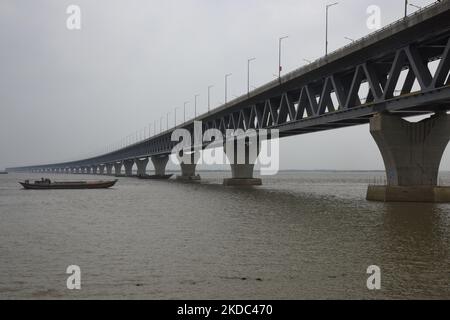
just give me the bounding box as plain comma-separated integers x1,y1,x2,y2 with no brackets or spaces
208,85,214,112
409,3,421,10
278,36,288,82
247,57,256,96
174,107,179,126
167,112,170,130
160,117,163,133
194,94,200,118
225,73,232,104
404,0,408,17
184,101,189,122
326,2,338,56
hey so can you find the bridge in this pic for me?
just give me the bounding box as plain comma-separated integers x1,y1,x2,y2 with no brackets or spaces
7,1,450,202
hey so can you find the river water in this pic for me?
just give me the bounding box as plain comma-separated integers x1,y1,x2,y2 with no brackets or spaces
0,171,449,299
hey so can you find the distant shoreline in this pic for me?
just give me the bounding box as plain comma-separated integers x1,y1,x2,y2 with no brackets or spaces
192,170,386,173
4,170,449,174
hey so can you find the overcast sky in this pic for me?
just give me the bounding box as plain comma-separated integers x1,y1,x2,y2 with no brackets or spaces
1,0,448,171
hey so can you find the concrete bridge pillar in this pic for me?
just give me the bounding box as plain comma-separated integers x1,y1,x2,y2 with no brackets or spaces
91,166,98,175
151,155,169,177
176,150,201,181
105,163,113,175
367,113,450,202
223,136,262,186
113,162,122,176
85,167,92,174
98,165,105,175
123,160,135,177
135,158,149,177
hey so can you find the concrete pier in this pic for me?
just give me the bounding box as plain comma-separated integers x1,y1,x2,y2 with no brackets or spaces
105,163,113,176
367,113,450,202
114,162,122,176
176,151,201,181
135,158,149,176
150,155,169,178
223,137,262,186
123,159,134,177
98,165,105,175
91,166,98,175
176,163,201,181
223,163,262,186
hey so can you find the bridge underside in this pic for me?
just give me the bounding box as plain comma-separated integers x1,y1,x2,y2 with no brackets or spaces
6,2,450,202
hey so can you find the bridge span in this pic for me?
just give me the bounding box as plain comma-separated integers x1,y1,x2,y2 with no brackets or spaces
7,1,450,202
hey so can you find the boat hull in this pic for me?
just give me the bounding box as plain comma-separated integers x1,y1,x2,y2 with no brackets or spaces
19,180,118,190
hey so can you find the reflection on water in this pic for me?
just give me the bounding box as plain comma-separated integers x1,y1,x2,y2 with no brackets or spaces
379,203,449,299
0,171,449,299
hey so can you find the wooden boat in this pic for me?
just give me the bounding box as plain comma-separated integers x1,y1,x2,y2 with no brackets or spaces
20,178,118,190
137,174,173,180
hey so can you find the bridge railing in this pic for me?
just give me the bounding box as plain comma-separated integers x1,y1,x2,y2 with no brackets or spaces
281,1,444,84
205,1,444,123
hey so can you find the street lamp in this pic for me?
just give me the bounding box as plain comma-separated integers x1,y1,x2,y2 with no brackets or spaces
225,73,232,104
247,57,256,96
194,94,200,118
167,112,170,130
184,101,189,122
409,3,421,10
208,85,214,112
326,2,338,56
174,107,180,126
278,36,288,82
344,36,355,42
160,117,163,133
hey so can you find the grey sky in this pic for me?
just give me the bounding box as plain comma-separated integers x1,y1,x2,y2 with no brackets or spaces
1,0,448,171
